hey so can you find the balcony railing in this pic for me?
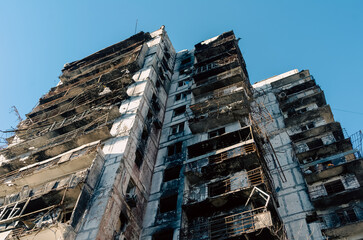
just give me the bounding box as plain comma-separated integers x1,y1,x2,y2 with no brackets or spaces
184,167,264,204
209,143,257,165
180,207,272,240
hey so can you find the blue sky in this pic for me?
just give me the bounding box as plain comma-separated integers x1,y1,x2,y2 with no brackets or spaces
0,1,362,142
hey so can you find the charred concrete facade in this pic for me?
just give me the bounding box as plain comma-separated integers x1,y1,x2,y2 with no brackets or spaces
0,27,362,240
141,32,284,240
254,70,363,239
0,27,176,239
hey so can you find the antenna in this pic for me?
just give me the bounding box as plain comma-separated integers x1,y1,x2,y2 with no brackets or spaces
10,106,23,123
134,19,138,34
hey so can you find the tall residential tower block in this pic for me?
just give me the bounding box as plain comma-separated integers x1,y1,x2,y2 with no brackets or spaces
0,27,362,240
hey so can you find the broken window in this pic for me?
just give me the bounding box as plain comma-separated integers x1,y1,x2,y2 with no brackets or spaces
152,229,174,240
170,122,184,135
306,139,324,150
151,94,160,113
181,57,192,66
135,150,144,168
167,142,182,156
173,106,186,117
116,211,128,235
159,194,178,213
301,122,315,131
175,92,188,102
163,166,182,182
336,209,358,225
178,79,190,88
208,127,225,139
126,180,137,207
324,180,345,195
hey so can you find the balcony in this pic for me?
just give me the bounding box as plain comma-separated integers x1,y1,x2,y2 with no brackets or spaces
320,207,363,239
308,176,363,209
0,114,115,171
296,138,353,165
194,41,238,67
0,148,105,239
183,167,264,210
290,122,343,143
0,144,100,197
284,105,334,128
280,87,326,114
191,81,249,113
60,33,150,83
188,127,254,159
5,105,120,157
193,55,241,82
188,102,250,134
194,31,236,62
26,76,129,125
180,207,273,240
192,67,250,97
185,141,260,184
303,156,361,185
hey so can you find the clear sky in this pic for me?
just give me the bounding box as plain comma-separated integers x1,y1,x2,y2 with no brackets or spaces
0,0,362,143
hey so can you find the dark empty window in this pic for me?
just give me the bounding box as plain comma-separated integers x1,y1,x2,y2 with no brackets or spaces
159,194,178,213
126,180,137,207
170,122,184,135
163,166,182,182
301,122,315,132
337,209,358,225
135,150,143,168
324,180,345,195
152,229,174,240
306,139,324,150
175,92,188,101
167,142,182,156
208,127,225,138
181,57,191,65
117,211,128,234
173,106,186,117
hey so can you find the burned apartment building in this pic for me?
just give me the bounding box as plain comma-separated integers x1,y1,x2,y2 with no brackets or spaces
0,26,362,240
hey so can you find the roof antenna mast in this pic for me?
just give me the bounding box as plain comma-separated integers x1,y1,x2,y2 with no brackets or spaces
134,19,138,34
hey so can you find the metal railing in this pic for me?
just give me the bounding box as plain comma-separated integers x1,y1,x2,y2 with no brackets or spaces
180,207,270,240
209,143,257,165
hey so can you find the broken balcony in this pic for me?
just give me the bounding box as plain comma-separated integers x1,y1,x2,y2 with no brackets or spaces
5,105,120,157
0,112,117,172
320,207,363,239
0,146,104,239
308,175,363,209
284,105,334,128
192,67,251,97
194,40,239,67
25,74,130,125
60,32,151,83
279,86,326,115
270,69,311,89
193,54,242,83
187,96,250,134
188,127,254,159
180,207,273,240
302,153,361,184
194,31,236,62
275,75,316,102
290,122,344,143
296,138,353,165
183,167,264,213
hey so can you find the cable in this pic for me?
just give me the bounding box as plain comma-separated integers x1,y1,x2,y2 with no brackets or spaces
332,108,363,116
